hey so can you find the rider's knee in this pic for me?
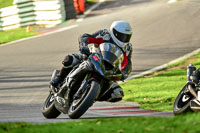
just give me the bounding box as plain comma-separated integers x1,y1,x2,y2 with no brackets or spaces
62,54,81,68
111,87,124,99
107,84,124,102
62,55,73,67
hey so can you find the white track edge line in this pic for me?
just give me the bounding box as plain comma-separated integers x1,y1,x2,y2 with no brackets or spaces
0,25,79,47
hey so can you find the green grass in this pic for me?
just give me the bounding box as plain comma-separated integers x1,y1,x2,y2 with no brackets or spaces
0,0,13,8
122,53,200,112
1,113,200,133
0,27,35,45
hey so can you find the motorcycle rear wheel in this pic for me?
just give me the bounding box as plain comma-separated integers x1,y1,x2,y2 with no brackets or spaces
173,84,193,115
42,92,61,118
68,80,100,119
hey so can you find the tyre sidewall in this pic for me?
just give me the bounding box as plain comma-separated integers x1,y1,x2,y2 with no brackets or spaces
42,93,61,118
173,84,193,115
68,80,100,119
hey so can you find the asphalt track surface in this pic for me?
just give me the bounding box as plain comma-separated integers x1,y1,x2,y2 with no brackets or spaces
0,0,199,123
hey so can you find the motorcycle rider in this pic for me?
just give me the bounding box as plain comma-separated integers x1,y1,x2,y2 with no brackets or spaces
51,20,133,102
190,68,200,84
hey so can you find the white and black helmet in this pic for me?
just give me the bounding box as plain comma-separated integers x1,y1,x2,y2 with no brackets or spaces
110,20,132,48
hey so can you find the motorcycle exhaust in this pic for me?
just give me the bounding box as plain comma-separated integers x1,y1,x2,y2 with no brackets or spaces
190,99,200,111
188,84,198,99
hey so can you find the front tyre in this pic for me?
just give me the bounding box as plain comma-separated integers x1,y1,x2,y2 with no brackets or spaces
173,84,193,115
42,92,61,118
68,80,100,119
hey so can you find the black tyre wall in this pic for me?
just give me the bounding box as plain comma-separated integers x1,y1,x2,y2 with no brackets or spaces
173,84,193,115
68,80,100,119
63,0,77,19
42,94,61,119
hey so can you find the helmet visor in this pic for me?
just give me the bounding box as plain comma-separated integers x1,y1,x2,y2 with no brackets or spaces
113,28,132,43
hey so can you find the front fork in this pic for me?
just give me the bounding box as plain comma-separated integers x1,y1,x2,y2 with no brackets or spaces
73,74,90,100
65,60,93,90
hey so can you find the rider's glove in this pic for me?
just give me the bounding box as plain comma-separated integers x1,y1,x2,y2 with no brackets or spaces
79,45,90,56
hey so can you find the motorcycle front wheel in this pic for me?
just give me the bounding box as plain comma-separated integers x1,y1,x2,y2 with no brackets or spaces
42,91,61,118
173,84,193,115
68,80,100,119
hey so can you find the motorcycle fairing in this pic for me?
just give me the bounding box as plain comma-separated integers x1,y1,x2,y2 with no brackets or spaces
89,53,105,77
99,43,124,71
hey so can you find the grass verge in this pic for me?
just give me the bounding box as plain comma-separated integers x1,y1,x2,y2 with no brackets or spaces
0,27,36,45
122,52,200,112
0,0,13,8
1,113,200,133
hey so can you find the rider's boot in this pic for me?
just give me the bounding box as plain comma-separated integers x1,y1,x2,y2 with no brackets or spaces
50,67,71,88
107,82,124,102
50,54,81,88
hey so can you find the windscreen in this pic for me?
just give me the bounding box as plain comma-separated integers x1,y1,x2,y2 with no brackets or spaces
99,43,124,69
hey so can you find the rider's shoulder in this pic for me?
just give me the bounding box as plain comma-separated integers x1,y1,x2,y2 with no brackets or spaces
99,29,109,36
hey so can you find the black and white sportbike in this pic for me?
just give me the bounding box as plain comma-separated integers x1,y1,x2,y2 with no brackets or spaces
42,43,126,119
173,64,200,115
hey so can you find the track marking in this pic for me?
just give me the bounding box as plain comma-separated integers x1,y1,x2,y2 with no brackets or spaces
106,110,158,114
89,105,173,117
90,106,139,110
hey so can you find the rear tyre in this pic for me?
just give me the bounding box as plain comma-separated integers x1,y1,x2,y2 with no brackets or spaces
173,84,193,115
42,92,61,118
68,80,100,119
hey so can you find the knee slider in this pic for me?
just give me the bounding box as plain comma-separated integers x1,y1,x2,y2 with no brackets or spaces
112,87,124,98
62,55,73,67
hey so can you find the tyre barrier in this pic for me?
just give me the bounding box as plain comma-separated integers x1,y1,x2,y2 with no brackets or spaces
0,0,76,31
